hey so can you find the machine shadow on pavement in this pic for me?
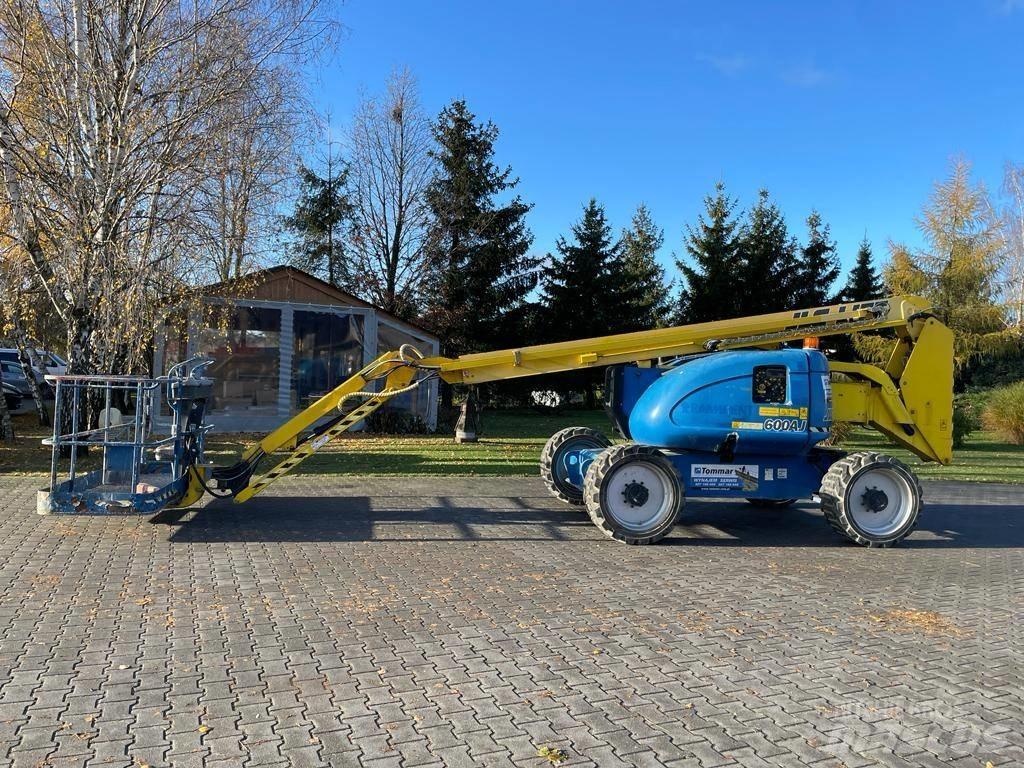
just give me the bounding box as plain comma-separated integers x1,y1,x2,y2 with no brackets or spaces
164,490,1024,549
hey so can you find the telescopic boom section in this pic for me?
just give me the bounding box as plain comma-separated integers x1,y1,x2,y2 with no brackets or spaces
420,296,937,384
209,295,952,505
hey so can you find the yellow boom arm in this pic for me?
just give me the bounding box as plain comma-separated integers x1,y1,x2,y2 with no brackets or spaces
192,295,952,505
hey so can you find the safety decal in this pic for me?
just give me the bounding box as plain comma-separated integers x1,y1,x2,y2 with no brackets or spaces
690,464,759,491
822,374,832,423
731,421,764,430
758,406,808,418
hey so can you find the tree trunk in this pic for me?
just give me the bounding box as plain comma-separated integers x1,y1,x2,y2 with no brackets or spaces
0,367,13,442
59,306,97,457
11,324,50,426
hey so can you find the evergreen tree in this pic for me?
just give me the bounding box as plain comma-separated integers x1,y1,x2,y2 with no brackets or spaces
540,199,623,403
792,211,840,307
620,204,671,329
841,237,883,302
675,182,742,323
421,100,537,358
283,160,352,288
735,189,799,315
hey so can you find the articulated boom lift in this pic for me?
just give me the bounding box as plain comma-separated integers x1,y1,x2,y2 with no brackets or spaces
41,295,952,548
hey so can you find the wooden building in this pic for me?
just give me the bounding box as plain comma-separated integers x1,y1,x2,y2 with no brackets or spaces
154,266,439,432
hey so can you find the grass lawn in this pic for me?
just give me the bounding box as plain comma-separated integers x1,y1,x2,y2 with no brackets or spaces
3,409,1022,483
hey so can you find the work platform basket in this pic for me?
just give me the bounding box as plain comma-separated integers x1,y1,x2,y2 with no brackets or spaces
38,359,214,515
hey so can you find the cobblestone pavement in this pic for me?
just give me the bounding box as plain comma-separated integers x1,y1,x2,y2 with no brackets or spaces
0,475,1021,768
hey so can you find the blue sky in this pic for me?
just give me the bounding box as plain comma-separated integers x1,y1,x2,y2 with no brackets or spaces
311,0,1024,279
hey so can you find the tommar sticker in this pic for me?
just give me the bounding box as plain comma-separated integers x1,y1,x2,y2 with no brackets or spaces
691,464,760,491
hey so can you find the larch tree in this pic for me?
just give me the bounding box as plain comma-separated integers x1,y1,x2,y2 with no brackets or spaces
619,204,671,330
676,182,742,323
885,159,1009,368
346,70,434,320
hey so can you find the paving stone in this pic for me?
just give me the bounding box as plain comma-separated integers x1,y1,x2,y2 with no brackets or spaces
0,476,1018,768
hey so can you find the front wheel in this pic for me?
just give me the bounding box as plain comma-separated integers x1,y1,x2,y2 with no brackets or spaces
583,444,683,545
818,452,922,547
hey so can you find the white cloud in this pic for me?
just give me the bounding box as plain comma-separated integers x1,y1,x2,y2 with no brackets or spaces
695,53,749,76
781,63,830,88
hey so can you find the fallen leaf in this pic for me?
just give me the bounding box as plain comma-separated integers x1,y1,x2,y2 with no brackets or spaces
537,745,570,765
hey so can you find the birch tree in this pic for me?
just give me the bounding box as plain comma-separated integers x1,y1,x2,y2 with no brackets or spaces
0,0,336,386
1002,162,1024,329
346,70,435,319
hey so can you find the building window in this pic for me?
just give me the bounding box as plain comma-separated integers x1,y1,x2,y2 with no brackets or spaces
377,321,433,424
199,306,282,416
292,311,364,409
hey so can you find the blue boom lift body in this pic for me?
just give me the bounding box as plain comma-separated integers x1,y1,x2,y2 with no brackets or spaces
560,350,835,503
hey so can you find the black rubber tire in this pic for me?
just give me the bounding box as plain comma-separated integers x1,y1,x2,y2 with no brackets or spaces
583,444,683,545
818,451,922,548
745,498,798,508
540,426,611,505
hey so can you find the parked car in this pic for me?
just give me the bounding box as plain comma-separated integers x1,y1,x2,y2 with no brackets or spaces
0,359,53,401
1,381,22,413
0,347,66,384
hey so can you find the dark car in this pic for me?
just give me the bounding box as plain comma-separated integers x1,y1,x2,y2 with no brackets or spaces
0,360,35,398
2,382,22,413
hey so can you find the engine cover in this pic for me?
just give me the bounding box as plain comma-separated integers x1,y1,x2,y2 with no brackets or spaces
627,349,832,455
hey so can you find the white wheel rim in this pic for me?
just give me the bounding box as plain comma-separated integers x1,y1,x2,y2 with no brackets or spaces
603,460,676,532
848,467,916,537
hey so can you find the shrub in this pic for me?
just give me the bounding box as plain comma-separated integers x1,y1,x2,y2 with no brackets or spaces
365,408,429,435
982,382,1024,445
822,420,854,446
952,393,982,449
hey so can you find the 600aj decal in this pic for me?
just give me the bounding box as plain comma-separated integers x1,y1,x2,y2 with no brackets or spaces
763,418,806,432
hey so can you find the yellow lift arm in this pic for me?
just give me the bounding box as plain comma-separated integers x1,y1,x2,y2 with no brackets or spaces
193,295,953,506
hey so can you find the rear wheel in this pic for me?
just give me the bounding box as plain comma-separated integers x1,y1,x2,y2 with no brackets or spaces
540,427,611,505
819,451,922,547
583,444,683,545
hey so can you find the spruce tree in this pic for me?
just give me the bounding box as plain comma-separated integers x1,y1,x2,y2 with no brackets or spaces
736,189,799,315
540,199,623,403
792,211,840,307
283,161,352,288
620,204,671,329
841,237,883,302
541,199,623,339
421,100,537,358
675,182,741,323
